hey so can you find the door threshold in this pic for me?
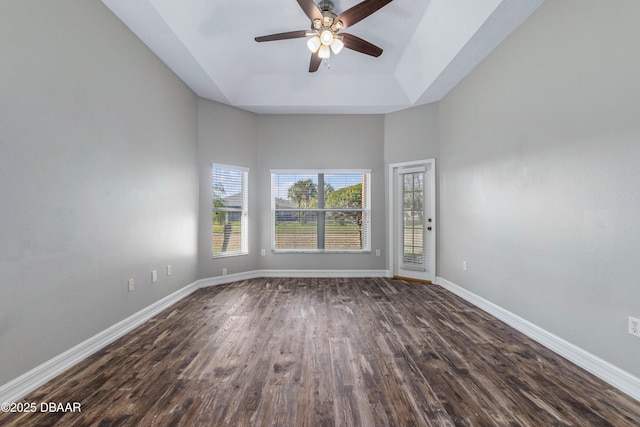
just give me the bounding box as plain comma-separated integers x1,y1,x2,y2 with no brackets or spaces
393,275,432,284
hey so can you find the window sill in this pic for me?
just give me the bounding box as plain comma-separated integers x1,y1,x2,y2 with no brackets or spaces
212,252,248,259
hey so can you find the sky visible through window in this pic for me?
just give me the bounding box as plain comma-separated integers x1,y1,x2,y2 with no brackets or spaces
213,167,243,197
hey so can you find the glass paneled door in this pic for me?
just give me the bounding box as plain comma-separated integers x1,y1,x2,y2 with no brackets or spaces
401,169,425,269
391,160,435,282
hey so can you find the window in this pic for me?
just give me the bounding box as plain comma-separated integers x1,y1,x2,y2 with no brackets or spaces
212,163,248,257
271,170,371,253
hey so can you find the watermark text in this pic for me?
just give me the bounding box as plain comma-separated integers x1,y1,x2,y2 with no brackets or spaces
1,401,82,413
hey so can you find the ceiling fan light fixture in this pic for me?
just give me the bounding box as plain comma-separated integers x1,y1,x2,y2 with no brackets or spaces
330,38,344,54
318,44,331,59
320,30,333,46
307,36,321,53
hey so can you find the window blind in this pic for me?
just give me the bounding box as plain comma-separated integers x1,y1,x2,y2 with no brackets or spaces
400,169,425,270
271,170,371,253
212,163,248,257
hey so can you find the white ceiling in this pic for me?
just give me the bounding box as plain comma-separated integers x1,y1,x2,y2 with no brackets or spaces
102,0,544,114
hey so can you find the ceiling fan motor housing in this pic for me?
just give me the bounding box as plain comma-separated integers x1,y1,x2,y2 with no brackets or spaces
318,0,334,13
319,0,338,27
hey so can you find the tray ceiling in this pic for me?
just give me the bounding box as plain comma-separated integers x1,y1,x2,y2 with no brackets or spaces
102,0,544,114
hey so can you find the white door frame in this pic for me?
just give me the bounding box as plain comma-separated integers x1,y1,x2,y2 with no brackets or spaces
388,159,436,282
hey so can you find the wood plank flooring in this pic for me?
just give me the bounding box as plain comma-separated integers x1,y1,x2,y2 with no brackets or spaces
1,277,639,426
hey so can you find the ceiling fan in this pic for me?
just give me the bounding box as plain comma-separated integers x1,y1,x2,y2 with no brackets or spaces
255,0,394,72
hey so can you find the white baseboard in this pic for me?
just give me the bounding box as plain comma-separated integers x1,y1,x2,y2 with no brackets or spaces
193,270,262,288
436,277,640,401
196,269,391,288
0,280,201,404
255,269,391,279
0,269,389,402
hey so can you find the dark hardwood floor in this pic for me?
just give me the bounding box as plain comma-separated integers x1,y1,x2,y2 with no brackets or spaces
1,277,639,426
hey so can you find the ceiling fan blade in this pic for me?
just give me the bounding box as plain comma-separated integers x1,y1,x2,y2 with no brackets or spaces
309,51,322,72
341,33,383,57
297,0,323,21
255,30,309,42
335,0,394,29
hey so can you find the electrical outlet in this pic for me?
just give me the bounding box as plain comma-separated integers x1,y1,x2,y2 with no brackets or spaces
151,270,158,283
462,261,467,271
629,316,640,337
375,249,381,257
222,267,227,276
128,278,135,292
261,249,266,256
167,265,172,276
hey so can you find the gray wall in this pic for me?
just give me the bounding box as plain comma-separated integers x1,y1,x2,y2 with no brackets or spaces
197,112,387,275
197,99,260,278
257,115,386,271
3,0,638,392
384,104,440,272
0,0,199,384
438,0,640,376
384,103,439,166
